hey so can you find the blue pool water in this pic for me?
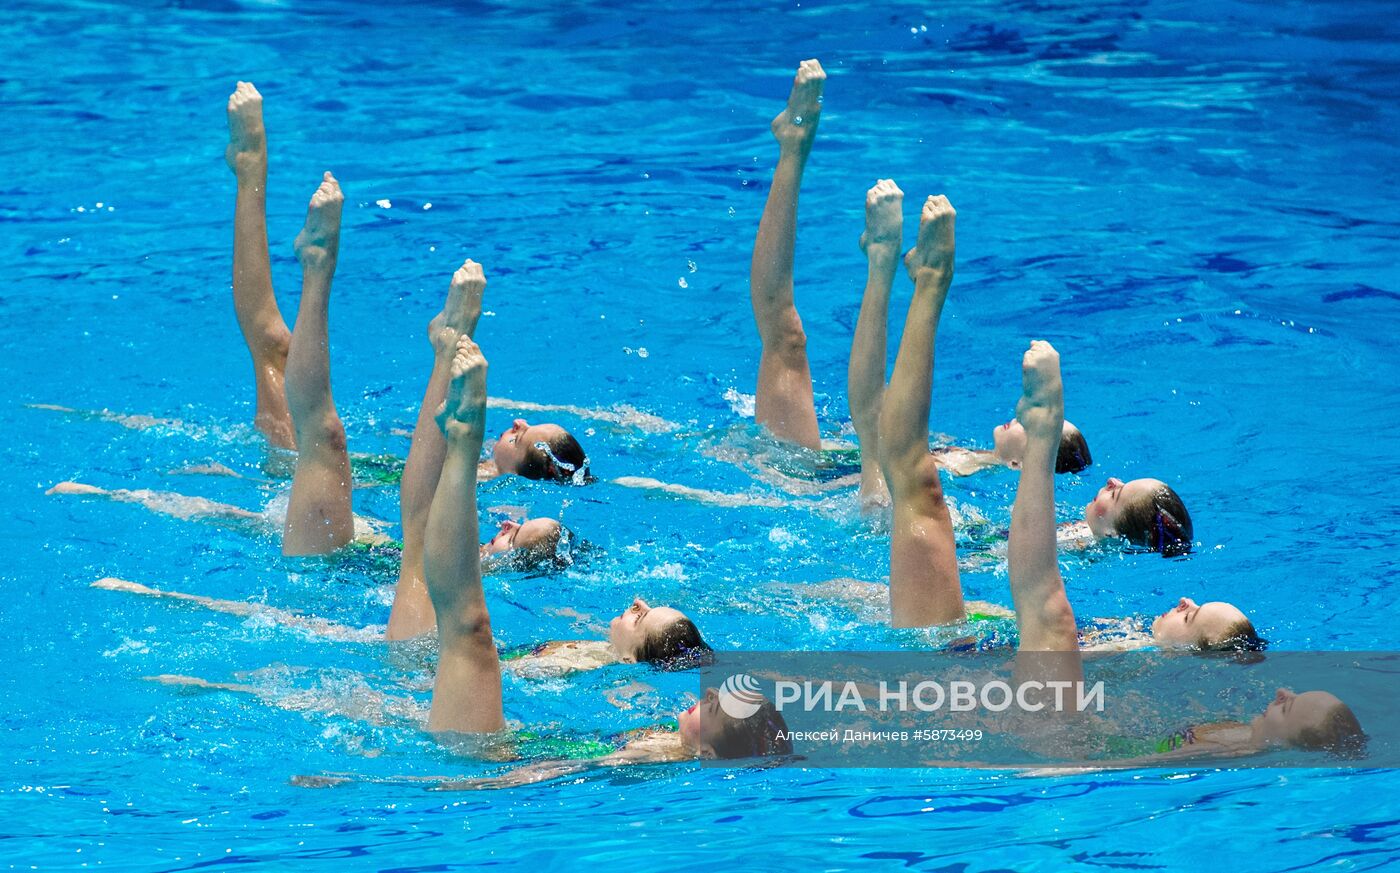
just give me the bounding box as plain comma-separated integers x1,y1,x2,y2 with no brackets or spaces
5,0,1400,867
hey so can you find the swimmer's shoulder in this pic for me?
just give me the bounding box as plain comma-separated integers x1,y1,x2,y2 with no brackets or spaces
931,447,999,477
613,723,688,763
505,640,617,676
1057,520,1096,550
1079,617,1152,651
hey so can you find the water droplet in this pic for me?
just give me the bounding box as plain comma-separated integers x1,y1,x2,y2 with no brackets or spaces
422,202,432,210
793,115,803,125
678,277,689,288
637,347,649,359
687,260,697,273
728,207,736,216
375,199,391,209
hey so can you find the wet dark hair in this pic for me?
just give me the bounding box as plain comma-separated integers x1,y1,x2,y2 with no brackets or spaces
1056,425,1093,474
635,618,713,671
1117,483,1193,557
711,699,794,760
1200,619,1266,653
517,430,592,484
1295,700,1367,759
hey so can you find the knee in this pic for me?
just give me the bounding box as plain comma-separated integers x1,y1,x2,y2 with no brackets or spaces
885,453,947,507
255,324,291,364
763,312,808,361
441,607,494,650
301,412,348,454
912,455,946,502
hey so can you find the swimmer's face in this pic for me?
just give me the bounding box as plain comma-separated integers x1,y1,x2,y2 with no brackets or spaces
992,419,1029,467
492,419,566,474
1250,689,1347,748
1151,597,1248,648
677,687,728,758
608,598,688,662
1084,477,1167,538
992,419,1081,468
481,517,561,557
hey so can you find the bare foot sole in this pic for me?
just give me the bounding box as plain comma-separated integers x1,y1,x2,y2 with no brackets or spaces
225,81,267,178
429,259,486,350
1016,340,1065,439
859,178,904,255
771,59,826,151
904,194,956,284
293,173,344,271
435,336,489,439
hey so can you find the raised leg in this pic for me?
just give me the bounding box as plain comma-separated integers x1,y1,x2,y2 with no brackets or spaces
1008,342,1081,658
877,196,963,627
226,81,295,449
388,260,486,641
848,179,903,509
425,336,504,735
281,173,354,556
750,59,825,451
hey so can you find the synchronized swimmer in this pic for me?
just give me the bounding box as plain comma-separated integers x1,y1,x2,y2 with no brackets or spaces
53,61,1363,780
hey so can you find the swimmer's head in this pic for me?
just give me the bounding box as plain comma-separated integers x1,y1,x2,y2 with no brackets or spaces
1151,597,1264,651
492,419,591,484
992,419,1092,474
1250,689,1365,757
677,687,793,760
1084,477,1193,556
608,598,712,670
480,517,577,571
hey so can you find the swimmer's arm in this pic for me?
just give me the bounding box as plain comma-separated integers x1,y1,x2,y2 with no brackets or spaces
610,476,790,508
93,578,380,642
148,673,413,728
433,742,687,791
28,403,190,433
146,674,262,695
1065,741,1255,772
295,759,623,792
52,480,389,547
486,397,680,434
432,759,603,790
49,481,266,528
